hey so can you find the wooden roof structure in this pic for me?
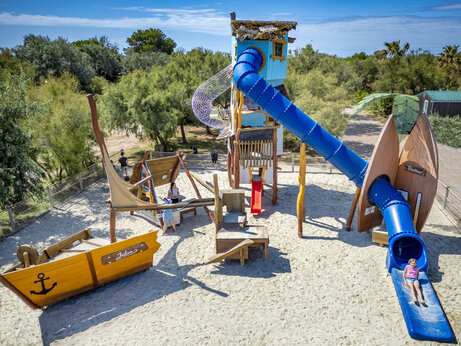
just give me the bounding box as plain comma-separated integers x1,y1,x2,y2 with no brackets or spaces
231,19,297,42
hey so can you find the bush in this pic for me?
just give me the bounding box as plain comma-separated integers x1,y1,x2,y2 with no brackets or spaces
429,115,461,148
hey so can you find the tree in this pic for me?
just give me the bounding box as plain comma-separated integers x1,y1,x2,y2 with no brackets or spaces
26,73,97,180
122,50,171,72
14,34,95,88
126,28,176,54
437,45,461,89
376,41,410,60
100,69,178,151
0,72,44,208
0,48,35,77
73,36,123,82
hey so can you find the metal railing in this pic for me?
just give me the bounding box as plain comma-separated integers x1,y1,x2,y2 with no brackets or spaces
435,180,461,229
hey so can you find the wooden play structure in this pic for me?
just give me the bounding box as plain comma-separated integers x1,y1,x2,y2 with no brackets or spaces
226,17,298,213
207,174,269,265
128,150,209,229
345,113,439,240
0,229,160,309
87,95,215,243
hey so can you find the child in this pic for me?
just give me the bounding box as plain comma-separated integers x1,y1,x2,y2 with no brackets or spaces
161,196,177,235
167,182,180,204
403,258,426,305
118,152,128,179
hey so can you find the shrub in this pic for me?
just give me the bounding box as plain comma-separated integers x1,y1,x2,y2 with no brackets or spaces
429,114,461,148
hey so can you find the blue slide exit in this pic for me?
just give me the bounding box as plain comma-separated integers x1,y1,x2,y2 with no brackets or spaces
233,47,453,342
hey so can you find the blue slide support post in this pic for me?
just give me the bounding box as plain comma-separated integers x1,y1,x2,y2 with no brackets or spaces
233,47,453,342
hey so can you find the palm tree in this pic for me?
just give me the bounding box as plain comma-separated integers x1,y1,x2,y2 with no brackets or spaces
437,45,461,68
377,41,410,60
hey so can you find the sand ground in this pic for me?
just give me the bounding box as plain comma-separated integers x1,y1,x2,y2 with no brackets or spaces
0,168,460,345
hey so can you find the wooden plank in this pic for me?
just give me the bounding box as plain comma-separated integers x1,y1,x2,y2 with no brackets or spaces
372,230,389,246
189,172,214,194
298,142,306,238
43,229,92,259
357,115,399,232
206,239,254,264
222,190,245,212
393,114,438,233
222,212,247,226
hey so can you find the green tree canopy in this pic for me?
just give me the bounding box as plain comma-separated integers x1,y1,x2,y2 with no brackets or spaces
26,73,97,180
126,28,177,54
0,73,44,208
14,34,95,88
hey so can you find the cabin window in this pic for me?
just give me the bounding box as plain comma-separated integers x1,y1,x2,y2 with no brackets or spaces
271,39,286,61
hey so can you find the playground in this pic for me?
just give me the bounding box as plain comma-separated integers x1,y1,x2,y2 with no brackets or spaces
1,13,461,345
0,166,459,344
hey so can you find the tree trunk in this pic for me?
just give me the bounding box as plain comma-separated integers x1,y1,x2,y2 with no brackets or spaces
206,125,212,135
180,120,187,144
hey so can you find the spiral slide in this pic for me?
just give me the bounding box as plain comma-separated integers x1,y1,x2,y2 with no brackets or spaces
233,48,453,342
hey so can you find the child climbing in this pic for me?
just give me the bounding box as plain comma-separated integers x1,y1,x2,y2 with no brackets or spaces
161,196,177,235
167,182,180,203
403,258,426,305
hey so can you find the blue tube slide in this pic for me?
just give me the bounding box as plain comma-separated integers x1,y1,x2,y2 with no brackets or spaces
233,47,425,271
233,48,453,342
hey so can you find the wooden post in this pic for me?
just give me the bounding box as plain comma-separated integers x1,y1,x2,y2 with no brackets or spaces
7,206,16,232
177,152,214,223
272,128,278,205
292,153,295,172
149,151,153,160
109,210,117,243
227,149,233,188
346,188,361,231
233,141,240,189
46,186,54,208
297,143,306,238
443,186,450,209
79,173,84,191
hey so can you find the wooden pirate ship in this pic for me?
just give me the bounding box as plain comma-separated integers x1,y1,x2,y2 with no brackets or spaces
0,230,160,309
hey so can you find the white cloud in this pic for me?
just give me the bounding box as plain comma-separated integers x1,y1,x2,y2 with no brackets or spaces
0,10,229,35
294,16,461,56
429,3,461,11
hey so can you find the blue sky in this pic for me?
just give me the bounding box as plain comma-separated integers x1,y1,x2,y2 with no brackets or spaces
0,1,460,57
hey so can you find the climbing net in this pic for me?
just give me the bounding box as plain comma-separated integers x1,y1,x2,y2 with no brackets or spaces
191,64,233,129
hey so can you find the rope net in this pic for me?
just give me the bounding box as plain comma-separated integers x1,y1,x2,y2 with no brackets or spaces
192,64,233,129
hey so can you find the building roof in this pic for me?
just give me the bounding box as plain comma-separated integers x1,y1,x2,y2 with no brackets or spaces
418,90,461,102
231,20,297,42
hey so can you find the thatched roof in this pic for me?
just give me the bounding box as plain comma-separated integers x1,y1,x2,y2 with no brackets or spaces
231,20,297,42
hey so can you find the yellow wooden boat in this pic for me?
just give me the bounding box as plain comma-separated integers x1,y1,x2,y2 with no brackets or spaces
0,229,160,309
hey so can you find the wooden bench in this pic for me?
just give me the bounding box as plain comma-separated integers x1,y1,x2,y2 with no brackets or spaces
180,207,197,220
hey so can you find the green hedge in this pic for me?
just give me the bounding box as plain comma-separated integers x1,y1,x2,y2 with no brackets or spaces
429,115,461,148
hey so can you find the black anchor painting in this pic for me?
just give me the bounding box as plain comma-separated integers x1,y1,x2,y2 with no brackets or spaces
30,273,57,295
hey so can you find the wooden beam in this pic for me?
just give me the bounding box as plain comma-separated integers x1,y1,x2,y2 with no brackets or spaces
346,188,361,231
109,211,117,243
177,152,214,223
297,143,306,238
272,127,278,205
189,172,215,194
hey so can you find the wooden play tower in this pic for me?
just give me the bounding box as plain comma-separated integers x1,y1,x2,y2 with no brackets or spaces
227,13,297,210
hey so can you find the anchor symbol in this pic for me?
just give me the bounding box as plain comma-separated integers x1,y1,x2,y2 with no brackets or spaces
30,273,57,295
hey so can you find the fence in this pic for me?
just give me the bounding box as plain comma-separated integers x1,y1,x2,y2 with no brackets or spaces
435,180,461,229
0,161,105,237
1,151,460,238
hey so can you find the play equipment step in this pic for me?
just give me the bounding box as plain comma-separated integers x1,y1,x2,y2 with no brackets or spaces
222,212,247,227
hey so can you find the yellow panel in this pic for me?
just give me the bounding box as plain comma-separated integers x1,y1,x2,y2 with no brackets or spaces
90,232,160,285
3,253,93,307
